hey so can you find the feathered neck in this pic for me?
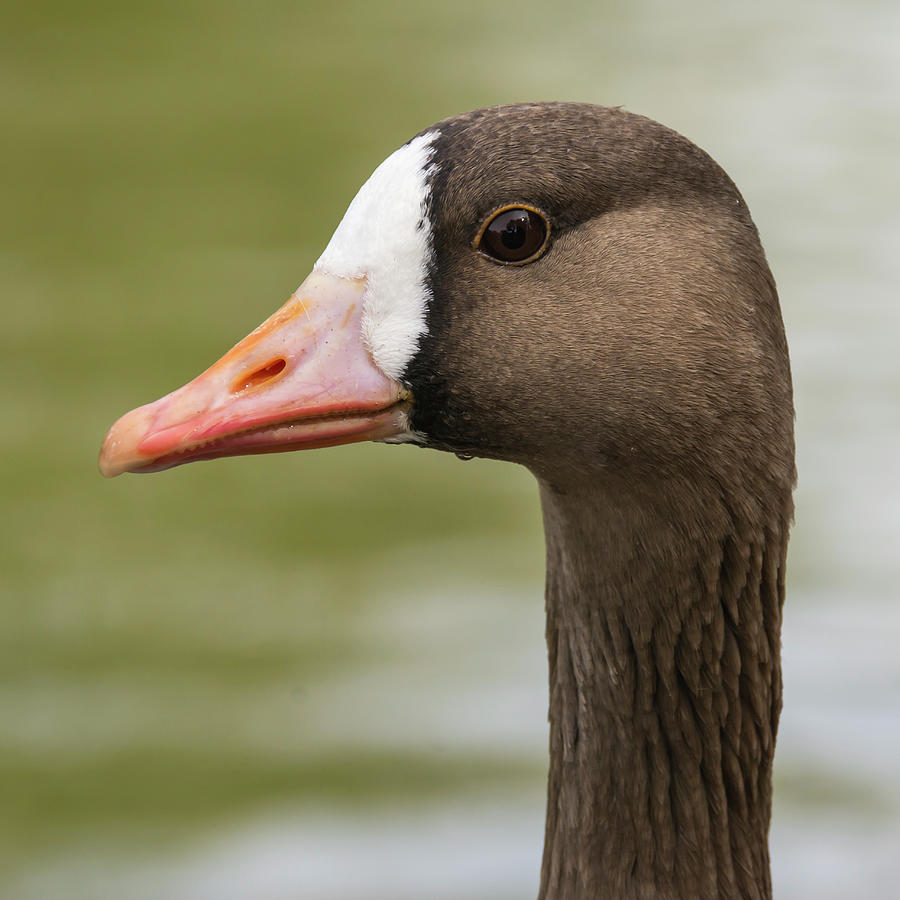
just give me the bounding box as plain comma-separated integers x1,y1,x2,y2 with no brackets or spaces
537,475,791,900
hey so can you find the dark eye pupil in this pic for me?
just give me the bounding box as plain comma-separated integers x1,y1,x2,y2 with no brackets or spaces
502,221,527,250
479,207,548,264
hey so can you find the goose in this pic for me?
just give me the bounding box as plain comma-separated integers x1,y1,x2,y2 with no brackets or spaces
99,102,795,900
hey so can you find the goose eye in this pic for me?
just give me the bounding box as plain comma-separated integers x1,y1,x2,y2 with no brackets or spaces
477,206,549,265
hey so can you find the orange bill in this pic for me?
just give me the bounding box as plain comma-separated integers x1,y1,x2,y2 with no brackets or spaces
99,272,410,477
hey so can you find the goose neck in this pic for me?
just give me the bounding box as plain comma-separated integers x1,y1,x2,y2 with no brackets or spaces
537,479,788,900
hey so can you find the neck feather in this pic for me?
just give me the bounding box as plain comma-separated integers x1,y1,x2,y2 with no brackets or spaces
537,476,790,900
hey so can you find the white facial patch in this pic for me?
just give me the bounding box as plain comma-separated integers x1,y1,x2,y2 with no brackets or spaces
314,131,439,382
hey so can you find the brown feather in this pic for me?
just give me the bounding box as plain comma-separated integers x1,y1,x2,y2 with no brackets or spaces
404,103,795,900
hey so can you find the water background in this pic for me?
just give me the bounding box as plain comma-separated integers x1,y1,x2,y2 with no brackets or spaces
2,1,898,897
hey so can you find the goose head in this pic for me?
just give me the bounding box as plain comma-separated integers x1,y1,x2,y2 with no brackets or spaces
100,104,791,499
100,103,794,900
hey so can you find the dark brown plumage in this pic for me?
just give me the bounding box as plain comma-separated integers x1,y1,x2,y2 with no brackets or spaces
404,105,795,900
100,103,795,900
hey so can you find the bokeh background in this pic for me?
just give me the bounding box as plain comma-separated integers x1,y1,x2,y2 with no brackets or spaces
3,1,898,898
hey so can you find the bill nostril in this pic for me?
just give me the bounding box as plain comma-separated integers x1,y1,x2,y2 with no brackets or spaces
231,358,287,394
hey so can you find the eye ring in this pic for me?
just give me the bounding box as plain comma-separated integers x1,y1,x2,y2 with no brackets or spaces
473,204,551,266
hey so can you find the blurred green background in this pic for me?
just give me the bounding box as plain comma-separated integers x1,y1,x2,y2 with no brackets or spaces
3,1,898,898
